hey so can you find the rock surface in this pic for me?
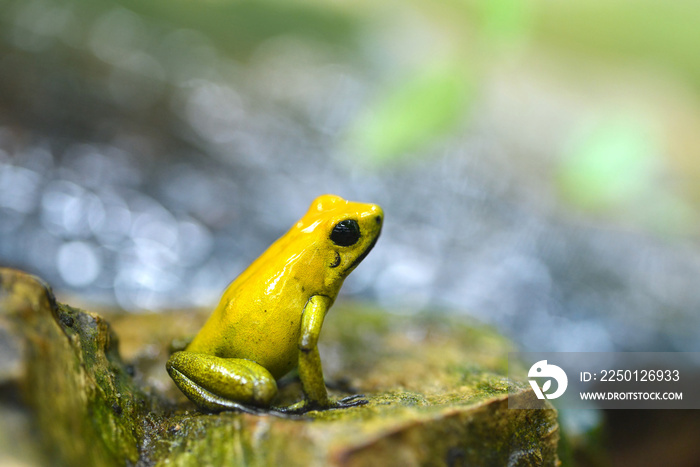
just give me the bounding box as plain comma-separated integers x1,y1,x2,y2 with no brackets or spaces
0,268,559,466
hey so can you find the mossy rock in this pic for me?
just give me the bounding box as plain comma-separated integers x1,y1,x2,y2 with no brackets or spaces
0,268,559,466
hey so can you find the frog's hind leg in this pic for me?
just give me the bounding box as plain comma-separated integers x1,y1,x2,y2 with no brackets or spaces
167,351,278,413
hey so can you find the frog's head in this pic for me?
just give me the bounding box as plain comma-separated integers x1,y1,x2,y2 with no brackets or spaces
297,194,383,288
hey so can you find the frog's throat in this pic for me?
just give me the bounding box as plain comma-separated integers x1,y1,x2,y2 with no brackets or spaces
344,235,379,276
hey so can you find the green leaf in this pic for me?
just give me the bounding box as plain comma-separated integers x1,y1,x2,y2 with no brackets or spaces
349,65,473,165
556,118,659,212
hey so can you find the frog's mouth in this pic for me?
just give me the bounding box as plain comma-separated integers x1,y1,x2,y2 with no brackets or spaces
344,234,380,275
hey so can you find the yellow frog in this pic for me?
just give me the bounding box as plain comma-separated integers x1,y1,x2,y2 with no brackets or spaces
167,194,383,413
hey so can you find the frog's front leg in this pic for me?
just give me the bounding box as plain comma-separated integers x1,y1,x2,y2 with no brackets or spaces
284,294,367,413
166,352,277,412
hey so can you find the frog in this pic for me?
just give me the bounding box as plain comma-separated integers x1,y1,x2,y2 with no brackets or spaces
166,194,383,414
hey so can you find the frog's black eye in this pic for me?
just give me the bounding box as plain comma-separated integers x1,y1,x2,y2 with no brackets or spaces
330,219,360,247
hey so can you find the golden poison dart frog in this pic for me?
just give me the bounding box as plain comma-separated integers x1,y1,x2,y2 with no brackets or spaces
167,194,382,413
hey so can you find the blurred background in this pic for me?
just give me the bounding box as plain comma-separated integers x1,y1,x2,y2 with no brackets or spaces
1,0,700,465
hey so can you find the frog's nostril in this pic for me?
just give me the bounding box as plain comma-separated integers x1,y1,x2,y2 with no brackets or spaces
375,215,382,224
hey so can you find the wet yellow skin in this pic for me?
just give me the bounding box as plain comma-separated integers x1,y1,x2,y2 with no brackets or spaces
167,194,383,413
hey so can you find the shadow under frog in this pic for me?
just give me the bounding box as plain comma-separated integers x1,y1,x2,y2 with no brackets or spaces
167,194,382,414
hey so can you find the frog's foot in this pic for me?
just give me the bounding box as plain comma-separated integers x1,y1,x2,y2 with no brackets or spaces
335,394,368,408
167,351,277,413
276,394,368,415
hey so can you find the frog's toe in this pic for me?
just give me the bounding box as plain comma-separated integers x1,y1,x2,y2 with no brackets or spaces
338,394,365,403
335,394,368,408
273,399,310,415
